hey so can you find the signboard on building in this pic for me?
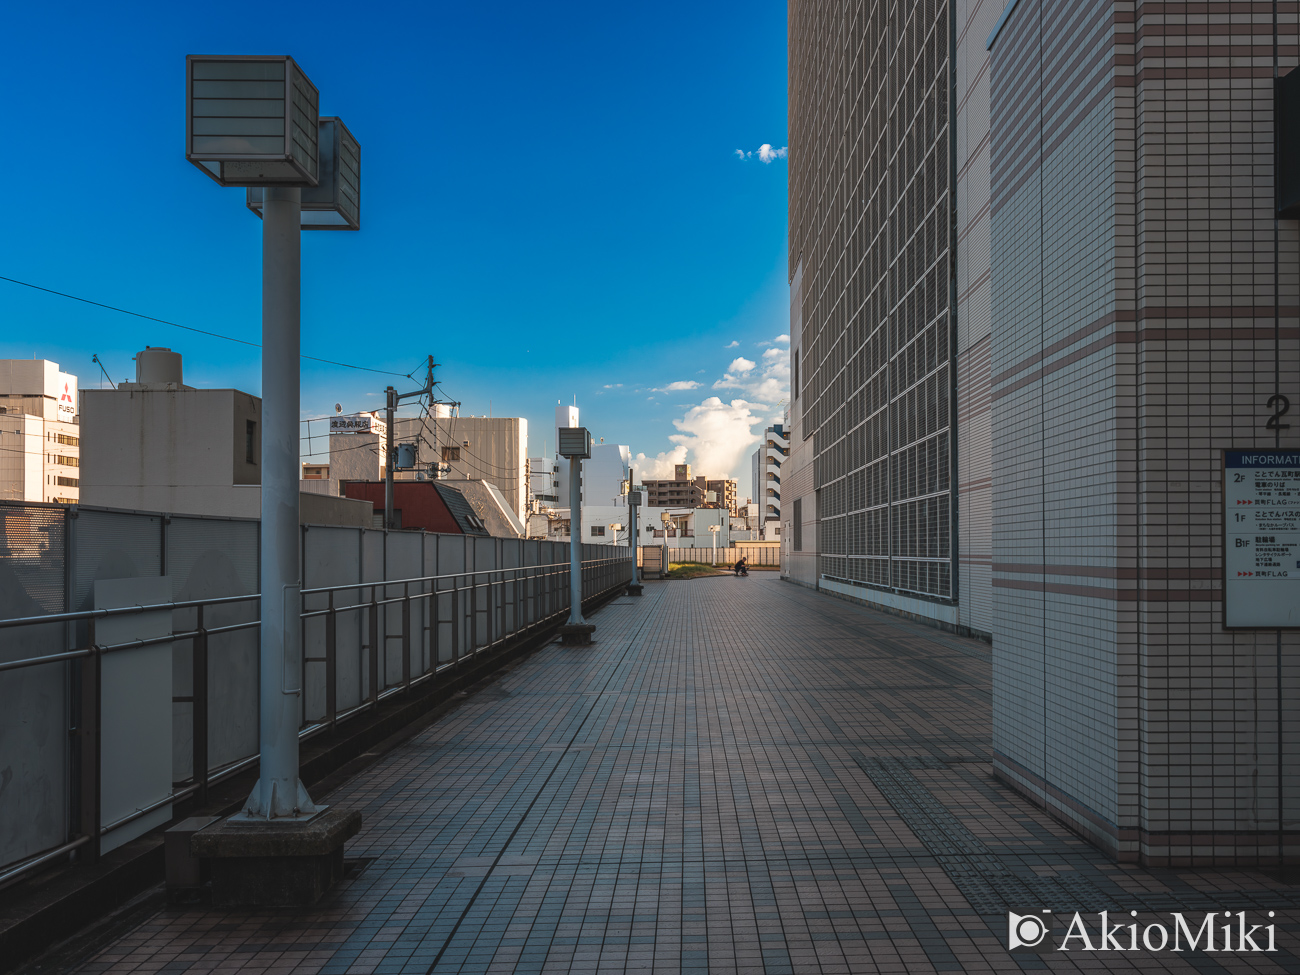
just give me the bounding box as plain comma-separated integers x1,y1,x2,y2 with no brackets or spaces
1223,450,1300,628
56,372,77,420
330,413,386,436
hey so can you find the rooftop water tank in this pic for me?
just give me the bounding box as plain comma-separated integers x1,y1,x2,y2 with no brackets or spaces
135,347,183,387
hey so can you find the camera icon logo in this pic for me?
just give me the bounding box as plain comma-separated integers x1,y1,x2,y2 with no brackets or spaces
1008,912,1049,950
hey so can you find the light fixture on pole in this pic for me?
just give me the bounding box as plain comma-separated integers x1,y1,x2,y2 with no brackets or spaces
708,523,721,565
557,426,595,645
186,55,360,827
626,477,643,596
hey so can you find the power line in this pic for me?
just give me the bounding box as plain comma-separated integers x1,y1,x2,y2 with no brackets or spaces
0,274,413,378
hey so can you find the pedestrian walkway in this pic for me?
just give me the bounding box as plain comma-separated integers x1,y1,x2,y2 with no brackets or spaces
69,575,1297,974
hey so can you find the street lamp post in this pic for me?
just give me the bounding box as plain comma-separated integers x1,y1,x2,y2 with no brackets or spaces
709,523,720,565
626,477,643,596
186,56,364,874
557,426,595,645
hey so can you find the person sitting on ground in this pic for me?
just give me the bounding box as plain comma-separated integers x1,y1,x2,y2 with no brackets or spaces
734,556,748,576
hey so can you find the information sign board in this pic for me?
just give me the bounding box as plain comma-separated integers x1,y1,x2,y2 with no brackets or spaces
329,413,385,437
1223,450,1300,628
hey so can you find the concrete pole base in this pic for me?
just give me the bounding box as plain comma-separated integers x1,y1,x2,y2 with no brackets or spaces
190,807,361,907
625,583,644,597
559,623,596,645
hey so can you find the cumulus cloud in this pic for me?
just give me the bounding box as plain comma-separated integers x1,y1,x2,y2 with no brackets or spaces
773,333,790,344
633,444,689,479
714,343,790,406
735,144,788,163
667,398,765,478
725,340,739,348
653,380,702,392
634,338,792,481
602,383,623,389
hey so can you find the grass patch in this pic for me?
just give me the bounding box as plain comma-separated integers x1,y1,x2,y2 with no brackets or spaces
665,561,730,580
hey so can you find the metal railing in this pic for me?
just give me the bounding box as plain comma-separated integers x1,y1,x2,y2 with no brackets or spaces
0,553,632,889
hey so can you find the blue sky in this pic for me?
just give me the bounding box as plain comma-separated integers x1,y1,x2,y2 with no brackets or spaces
0,1,789,485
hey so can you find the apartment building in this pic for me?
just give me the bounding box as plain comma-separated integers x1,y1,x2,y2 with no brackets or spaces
750,423,787,539
643,464,738,515
788,0,1299,866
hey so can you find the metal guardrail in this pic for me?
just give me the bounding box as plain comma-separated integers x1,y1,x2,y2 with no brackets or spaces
0,553,632,889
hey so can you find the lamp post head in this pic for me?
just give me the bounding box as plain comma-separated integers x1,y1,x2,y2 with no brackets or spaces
247,117,361,229
557,426,591,459
186,56,320,187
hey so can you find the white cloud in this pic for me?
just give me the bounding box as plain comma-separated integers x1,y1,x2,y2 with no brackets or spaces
602,383,623,389
653,380,702,392
773,333,790,344
714,344,790,405
734,144,788,164
635,341,792,481
725,340,739,349
633,445,689,479
666,398,765,478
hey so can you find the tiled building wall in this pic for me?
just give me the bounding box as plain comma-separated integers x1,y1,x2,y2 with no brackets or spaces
1130,0,1300,864
990,0,1300,865
790,0,959,617
955,0,998,639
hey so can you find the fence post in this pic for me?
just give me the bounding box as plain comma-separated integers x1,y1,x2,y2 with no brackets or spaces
76,619,102,862
326,591,337,730
451,578,460,664
431,579,440,670
368,585,380,704
471,574,478,654
193,605,209,804
402,585,412,691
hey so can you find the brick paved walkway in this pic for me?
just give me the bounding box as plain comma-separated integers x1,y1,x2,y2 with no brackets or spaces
71,576,1298,974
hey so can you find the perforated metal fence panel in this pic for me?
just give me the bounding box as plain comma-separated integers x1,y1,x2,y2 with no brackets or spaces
0,503,68,871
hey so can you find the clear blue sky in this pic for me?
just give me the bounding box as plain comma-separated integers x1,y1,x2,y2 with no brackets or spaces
0,1,789,484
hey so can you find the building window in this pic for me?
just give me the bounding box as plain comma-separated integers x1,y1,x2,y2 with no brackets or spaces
591,525,605,537
793,498,802,551
56,476,79,487
54,455,79,467
55,433,79,446
246,420,257,464
442,446,460,462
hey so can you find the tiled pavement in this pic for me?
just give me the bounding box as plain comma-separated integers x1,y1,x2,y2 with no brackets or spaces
71,575,1299,974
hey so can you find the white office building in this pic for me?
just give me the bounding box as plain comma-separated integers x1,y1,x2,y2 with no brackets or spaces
0,359,81,505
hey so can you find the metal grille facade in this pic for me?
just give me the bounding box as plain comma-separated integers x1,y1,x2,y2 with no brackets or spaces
790,0,956,600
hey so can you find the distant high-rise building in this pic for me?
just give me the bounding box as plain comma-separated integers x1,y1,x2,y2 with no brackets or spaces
750,423,786,539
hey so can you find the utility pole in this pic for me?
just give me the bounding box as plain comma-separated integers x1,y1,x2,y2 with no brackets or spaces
384,355,457,529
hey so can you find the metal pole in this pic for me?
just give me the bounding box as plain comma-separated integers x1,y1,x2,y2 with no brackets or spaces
567,454,585,624
385,386,396,529
241,185,320,821
628,467,638,579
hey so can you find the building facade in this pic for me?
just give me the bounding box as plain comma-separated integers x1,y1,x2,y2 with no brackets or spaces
0,360,81,504
750,423,787,539
643,464,739,515
789,0,1299,866
82,348,369,526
